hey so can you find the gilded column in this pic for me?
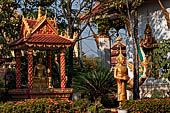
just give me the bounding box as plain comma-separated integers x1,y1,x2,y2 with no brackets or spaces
15,50,21,89
47,50,53,88
47,51,52,77
28,48,33,89
60,48,66,88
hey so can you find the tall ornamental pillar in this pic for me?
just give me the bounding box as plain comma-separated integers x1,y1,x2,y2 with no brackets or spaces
47,50,52,77
28,48,33,89
60,48,66,88
47,50,53,88
15,50,21,89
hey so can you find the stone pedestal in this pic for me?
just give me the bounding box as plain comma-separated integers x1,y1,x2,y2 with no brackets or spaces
8,88,73,101
33,77,48,89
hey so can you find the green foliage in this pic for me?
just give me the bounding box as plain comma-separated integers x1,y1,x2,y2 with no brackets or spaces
96,18,125,34
121,98,170,113
0,0,21,57
153,39,170,79
72,66,116,102
72,57,98,78
95,0,144,33
0,98,104,113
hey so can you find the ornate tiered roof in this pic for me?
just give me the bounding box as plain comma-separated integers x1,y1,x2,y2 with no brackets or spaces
141,16,157,49
80,1,118,21
9,7,74,50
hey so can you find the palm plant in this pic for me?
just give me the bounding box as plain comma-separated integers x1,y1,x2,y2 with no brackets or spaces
72,66,117,102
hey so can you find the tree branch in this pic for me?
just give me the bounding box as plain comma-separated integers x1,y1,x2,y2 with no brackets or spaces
73,0,94,46
157,0,170,28
70,1,89,28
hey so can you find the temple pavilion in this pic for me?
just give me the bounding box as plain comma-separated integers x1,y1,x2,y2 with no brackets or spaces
8,7,75,100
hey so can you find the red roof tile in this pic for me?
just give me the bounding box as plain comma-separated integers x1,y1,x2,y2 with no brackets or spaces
80,3,105,20
8,38,24,47
27,34,73,44
80,1,113,20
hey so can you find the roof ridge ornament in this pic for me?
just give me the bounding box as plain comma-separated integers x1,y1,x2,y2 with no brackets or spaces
117,46,124,61
45,10,47,18
116,35,122,42
38,6,42,20
144,15,152,35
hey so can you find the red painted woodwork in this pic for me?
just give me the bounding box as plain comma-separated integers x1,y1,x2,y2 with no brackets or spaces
27,34,73,44
28,48,33,89
60,49,66,88
15,50,21,89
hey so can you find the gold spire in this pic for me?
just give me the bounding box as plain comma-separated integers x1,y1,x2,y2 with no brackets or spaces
116,35,122,42
45,10,47,17
117,47,124,61
116,35,122,47
38,6,42,20
144,15,152,35
54,14,56,21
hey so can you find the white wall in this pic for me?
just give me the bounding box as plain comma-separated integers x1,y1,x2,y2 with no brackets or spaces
138,0,170,40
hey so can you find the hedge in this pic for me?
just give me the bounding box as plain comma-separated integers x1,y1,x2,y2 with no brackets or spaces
121,98,170,113
0,98,103,113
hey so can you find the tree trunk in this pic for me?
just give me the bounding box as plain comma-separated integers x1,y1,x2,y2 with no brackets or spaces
78,34,83,68
133,10,139,100
68,46,74,88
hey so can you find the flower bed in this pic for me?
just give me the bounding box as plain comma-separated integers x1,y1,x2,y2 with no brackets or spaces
0,98,103,113
121,98,170,113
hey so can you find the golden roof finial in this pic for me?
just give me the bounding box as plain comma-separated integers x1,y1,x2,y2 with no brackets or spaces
45,10,47,17
144,15,152,35
117,46,124,61
116,35,122,42
61,32,63,36
38,6,42,20
116,35,122,45
67,30,70,38
54,14,56,21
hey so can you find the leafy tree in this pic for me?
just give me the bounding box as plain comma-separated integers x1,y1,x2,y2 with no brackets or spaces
59,0,95,87
0,0,21,57
153,39,170,80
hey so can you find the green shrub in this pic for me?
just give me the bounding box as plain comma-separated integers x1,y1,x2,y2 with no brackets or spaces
0,98,104,113
121,98,170,113
72,66,116,102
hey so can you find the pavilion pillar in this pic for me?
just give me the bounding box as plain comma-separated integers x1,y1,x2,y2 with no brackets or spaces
60,48,66,88
47,51,52,77
47,50,53,88
28,48,33,89
15,50,21,89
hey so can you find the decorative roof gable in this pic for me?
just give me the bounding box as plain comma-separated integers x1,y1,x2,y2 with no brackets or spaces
9,6,74,49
